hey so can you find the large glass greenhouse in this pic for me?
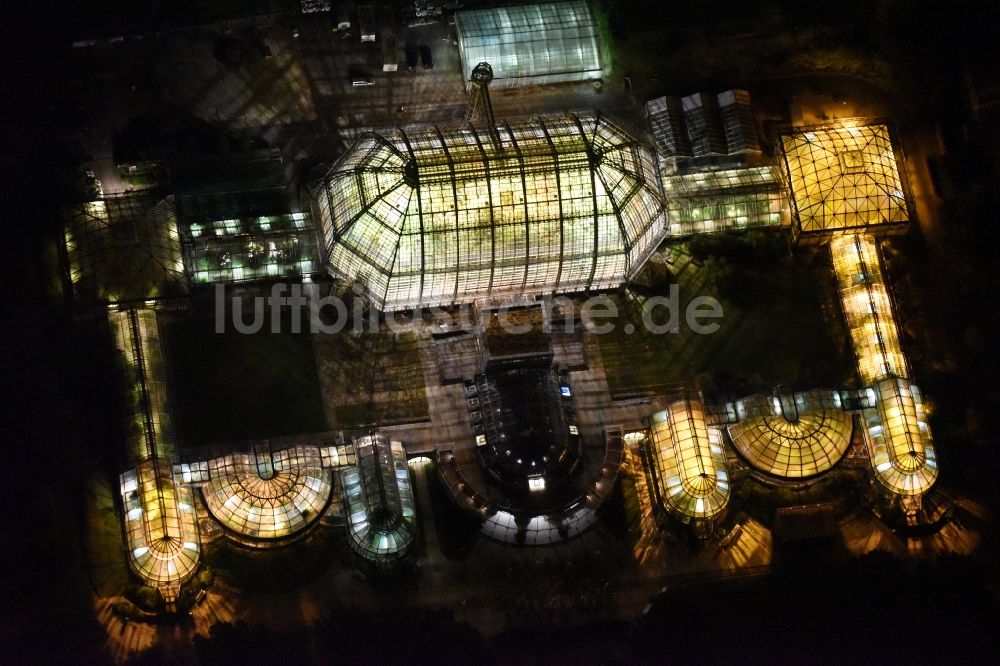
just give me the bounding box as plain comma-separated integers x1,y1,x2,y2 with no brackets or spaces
454,1,602,88
780,122,910,236
832,234,938,498
312,113,666,311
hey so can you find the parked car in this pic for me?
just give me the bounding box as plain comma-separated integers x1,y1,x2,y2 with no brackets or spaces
350,67,374,87
419,45,433,70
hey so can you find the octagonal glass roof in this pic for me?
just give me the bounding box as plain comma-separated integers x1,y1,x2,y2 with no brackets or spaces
313,113,666,310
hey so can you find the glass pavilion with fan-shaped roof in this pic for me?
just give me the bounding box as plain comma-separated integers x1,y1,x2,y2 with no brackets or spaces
200,446,333,545
728,390,853,479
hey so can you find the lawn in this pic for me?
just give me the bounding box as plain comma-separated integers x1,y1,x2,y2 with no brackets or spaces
312,330,429,427
163,309,328,447
598,231,854,400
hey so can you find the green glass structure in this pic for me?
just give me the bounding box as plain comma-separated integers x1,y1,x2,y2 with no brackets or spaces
455,1,601,88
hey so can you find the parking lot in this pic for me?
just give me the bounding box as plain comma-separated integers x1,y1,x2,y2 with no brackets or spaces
70,8,634,195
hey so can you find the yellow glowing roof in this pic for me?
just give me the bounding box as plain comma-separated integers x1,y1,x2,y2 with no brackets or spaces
109,308,176,462
864,377,937,495
120,462,200,594
202,448,332,542
781,122,908,234
831,234,907,384
648,397,730,521
202,446,331,539
728,390,852,478
111,307,200,598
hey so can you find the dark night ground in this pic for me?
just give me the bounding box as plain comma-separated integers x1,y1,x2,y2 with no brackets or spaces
5,0,1000,662
106,553,1000,664
163,309,328,447
599,230,855,400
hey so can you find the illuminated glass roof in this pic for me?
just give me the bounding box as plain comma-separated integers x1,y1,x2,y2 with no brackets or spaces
832,234,938,497
64,194,185,304
111,307,200,598
728,390,852,478
455,1,601,88
662,166,786,236
120,462,200,592
343,435,417,566
780,122,909,235
831,234,907,385
183,212,318,283
314,113,666,310
201,447,332,543
647,90,760,167
109,308,175,463
864,377,938,496
647,397,730,522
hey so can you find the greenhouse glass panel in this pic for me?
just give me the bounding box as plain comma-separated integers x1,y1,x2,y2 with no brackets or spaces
201,446,332,544
341,435,416,568
455,1,601,88
182,212,319,284
661,166,788,236
111,307,200,599
831,234,938,497
863,378,938,496
63,193,185,304
831,234,907,384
